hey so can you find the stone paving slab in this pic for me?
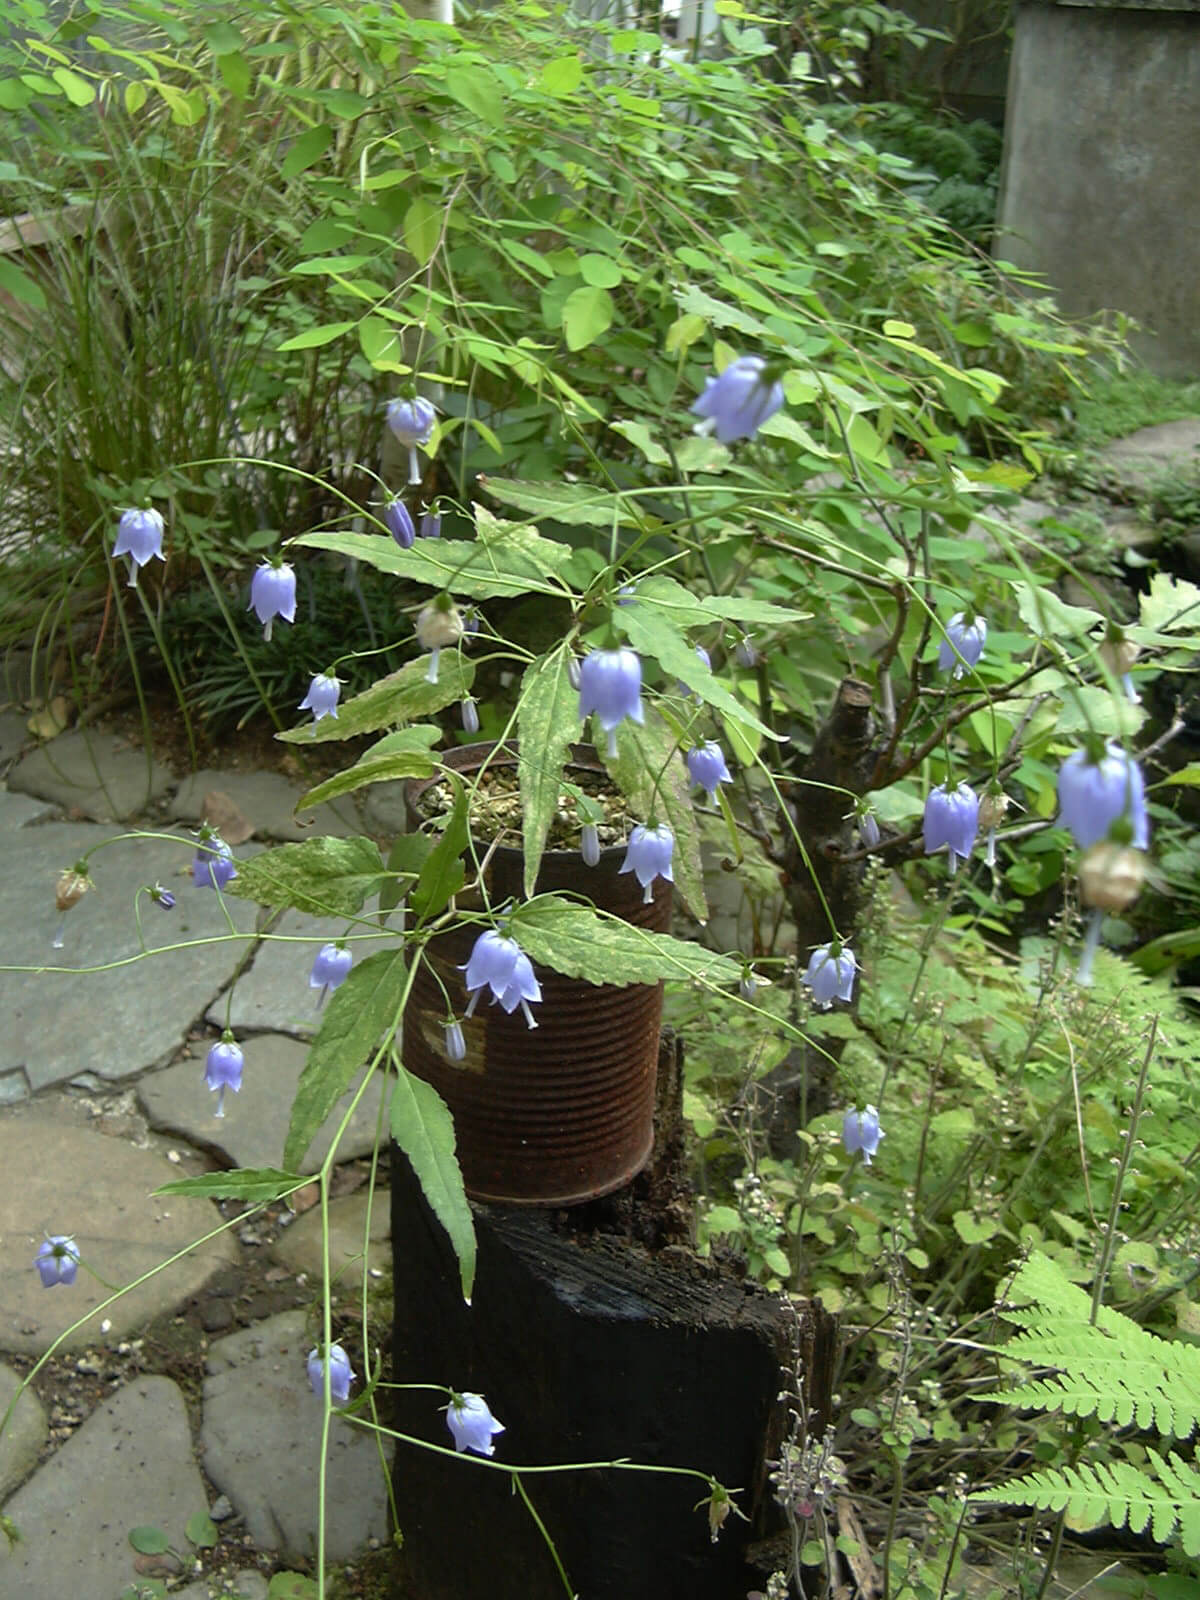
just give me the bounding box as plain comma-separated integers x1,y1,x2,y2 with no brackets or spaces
0,1376,207,1600
273,1189,391,1293
201,1311,389,1564
0,1112,238,1356
139,1035,390,1176
7,728,174,821
169,768,358,842
0,823,259,1091
205,908,370,1038
0,709,29,767
0,784,56,827
0,1361,47,1500
1096,418,1200,490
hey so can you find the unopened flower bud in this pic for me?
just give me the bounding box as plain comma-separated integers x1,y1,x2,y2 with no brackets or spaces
1080,842,1146,912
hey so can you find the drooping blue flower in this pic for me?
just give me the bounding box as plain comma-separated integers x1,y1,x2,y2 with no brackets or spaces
842,1105,884,1165
113,507,165,589
387,395,437,485
249,562,296,642
620,822,674,904
307,1343,355,1404
937,612,988,679
419,507,442,539
309,943,352,1008
35,1235,80,1288
149,882,176,910
858,809,881,850
580,822,601,867
205,1035,244,1118
444,1019,466,1062
461,928,541,1029
383,496,415,549
691,355,785,444
299,673,341,728
739,970,758,1002
686,741,732,798
578,647,643,758
447,1392,505,1456
803,943,858,1009
734,634,759,669
1057,741,1149,851
461,697,480,735
923,781,980,875
192,838,237,890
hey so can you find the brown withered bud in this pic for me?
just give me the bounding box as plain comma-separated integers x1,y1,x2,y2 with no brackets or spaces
55,868,91,913
1079,842,1146,912
978,791,1010,832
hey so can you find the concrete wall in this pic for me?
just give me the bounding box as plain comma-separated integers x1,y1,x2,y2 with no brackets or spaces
994,0,1200,376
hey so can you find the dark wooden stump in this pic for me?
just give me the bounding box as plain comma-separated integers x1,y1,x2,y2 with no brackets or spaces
389,1035,838,1600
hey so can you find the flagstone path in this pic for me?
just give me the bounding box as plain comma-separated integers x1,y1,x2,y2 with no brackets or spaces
0,728,394,1599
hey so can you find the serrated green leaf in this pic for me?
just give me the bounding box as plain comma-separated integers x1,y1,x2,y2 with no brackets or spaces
411,774,469,920
615,602,780,740
278,655,475,744
129,1527,169,1555
186,1512,218,1550
512,895,740,986
403,195,441,267
389,1066,475,1302
284,949,409,1171
1014,581,1101,641
605,710,707,920
154,1167,306,1204
280,123,333,179
225,837,385,918
478,476,639,529
296,517,572,599
297,726,440,811
518,647,581,896
380,833,433,918
634,573,808,629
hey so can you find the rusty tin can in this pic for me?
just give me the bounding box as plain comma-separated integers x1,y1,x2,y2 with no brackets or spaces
400,742,671,1206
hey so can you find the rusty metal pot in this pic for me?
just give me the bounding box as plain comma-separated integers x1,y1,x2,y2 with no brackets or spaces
400,742,670,1206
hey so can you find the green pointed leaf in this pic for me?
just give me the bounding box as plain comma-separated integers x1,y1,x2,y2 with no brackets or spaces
609,419,670,466
51,67,94,106
562,284,614,351
280,123,334,179
389,1066,476,1302
186,1512,218,1550
403,195,441,267
277,655,475,744
129,1527,169,1555
603,710,707,921
539,54,584,95
296,516,572,598
511,895,741,986
616,602,780,740
411,774,469,920
297,726,440,811
284,949,409,1171
277,320,354,352
0,256,47,312
225,837,385,917
635,572,809,628
380,833,433,918
154,1168,307,1204
443,62,502,125
518,646,581,896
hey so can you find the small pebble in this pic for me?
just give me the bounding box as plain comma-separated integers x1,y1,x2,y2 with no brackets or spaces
210,1494,234,1522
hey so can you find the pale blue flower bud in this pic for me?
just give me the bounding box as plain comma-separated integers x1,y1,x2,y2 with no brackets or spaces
249,562,296,642
35,1235,80,1288
619,822,674,904
803,943,857,1008
686,741,732,797
419,508,442,539
447,1392,505,1456
444,1020,466,1061
384,496,415,549
308,1343,354,1404
580,822,601,867
461,698,480,735
937,612,987,679
690,355,784,444
387,396,437,485
113,507,165,588
309,943,352,1009
842,1105,884,1165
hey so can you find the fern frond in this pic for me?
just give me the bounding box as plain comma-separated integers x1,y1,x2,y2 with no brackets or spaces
974,1451,1200,1557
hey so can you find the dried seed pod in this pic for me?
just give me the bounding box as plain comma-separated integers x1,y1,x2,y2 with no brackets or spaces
1080,842,1146,912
